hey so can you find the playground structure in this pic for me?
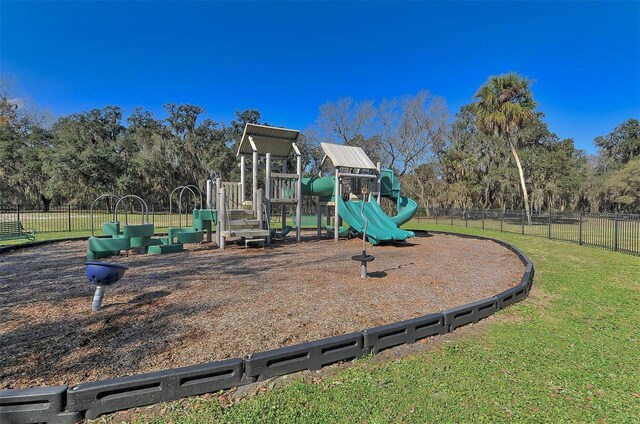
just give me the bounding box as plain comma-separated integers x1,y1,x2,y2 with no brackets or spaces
85,124,418,258
86,190,216,259
210,123,419,249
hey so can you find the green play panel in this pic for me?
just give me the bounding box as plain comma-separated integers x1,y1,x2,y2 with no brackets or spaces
177,230,204,244
88,236,131,251
147,243,184,255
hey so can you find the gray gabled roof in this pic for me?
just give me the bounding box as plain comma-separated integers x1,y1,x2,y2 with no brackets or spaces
237,124,300,159
320,142,377,170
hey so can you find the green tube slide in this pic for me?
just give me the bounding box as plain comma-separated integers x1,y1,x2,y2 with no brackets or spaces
389,195,418,227
301,177,335,197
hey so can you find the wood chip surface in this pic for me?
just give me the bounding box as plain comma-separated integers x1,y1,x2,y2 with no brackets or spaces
0,232,524,389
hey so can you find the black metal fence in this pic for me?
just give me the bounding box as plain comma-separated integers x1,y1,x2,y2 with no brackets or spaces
0,204,194,234
410,208,640,256
2,204,639,256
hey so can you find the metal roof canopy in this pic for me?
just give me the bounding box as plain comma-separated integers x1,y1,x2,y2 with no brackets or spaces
320,142,377,171
237,123,300,159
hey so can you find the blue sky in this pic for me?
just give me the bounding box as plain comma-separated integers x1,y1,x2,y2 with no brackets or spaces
1,1,639,154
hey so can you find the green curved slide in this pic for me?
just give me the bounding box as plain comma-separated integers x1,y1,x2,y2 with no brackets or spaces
390,195,418,226
301,176,417,244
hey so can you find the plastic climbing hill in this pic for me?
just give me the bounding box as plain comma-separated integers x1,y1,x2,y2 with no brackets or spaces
87,222,162,259
87,209,217,259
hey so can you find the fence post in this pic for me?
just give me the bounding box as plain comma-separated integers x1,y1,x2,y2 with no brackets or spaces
435,209,438,225
579,211,583,245
450,209,453,226
482,208,485,230
152,205,155,226
17,204,20,221
548,209,552,239
68,204,72,232
521,210,525,235
465,210,468,228
614,212,618,252
500,210,504,233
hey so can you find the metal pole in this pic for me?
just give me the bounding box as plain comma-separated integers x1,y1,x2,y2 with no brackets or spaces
501,210,504,233
521,210,525,235
577,212,584,245
206,179,213,209
614,212,618,252
240,155,246,203
548,209,552,239
334,170,340,241
435,209,438,225
482,208,485,230
92,286,105,312
296,154,302,242
376,161,381,204
465,210,468,228
316,197,322,237
17,204,20,222
68,204,72,232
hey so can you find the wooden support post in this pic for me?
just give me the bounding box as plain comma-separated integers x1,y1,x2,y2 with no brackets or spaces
296,154,302,242
215,178,221,246
240,155,246,203
257,189,264,229
334,170,340,241
266,153,271,244
219,186,226,250
281,160,287,229
252,150,258,214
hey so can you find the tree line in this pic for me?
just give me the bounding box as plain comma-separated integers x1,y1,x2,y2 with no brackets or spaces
1,74,638,213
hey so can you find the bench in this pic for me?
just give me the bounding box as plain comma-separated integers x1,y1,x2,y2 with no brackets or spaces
0,220,36,242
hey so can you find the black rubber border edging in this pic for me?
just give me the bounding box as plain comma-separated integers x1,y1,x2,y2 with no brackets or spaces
0,230,534,423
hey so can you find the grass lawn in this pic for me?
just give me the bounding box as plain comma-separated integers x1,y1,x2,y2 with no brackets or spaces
91,223,639,423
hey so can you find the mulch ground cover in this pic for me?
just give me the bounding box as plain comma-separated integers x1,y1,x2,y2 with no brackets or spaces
0,232,523,389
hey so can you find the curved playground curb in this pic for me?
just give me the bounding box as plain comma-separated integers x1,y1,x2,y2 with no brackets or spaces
0,236,90,255
0,230,534,423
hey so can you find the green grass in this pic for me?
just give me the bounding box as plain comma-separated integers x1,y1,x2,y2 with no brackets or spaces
92,223,639,423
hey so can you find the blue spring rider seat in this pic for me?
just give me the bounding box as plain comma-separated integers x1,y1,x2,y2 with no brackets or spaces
85,262,129,311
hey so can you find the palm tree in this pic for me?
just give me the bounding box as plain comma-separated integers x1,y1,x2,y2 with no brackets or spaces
472,72,537,223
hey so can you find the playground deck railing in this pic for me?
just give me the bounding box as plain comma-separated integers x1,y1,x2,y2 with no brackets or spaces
405,208,640,256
